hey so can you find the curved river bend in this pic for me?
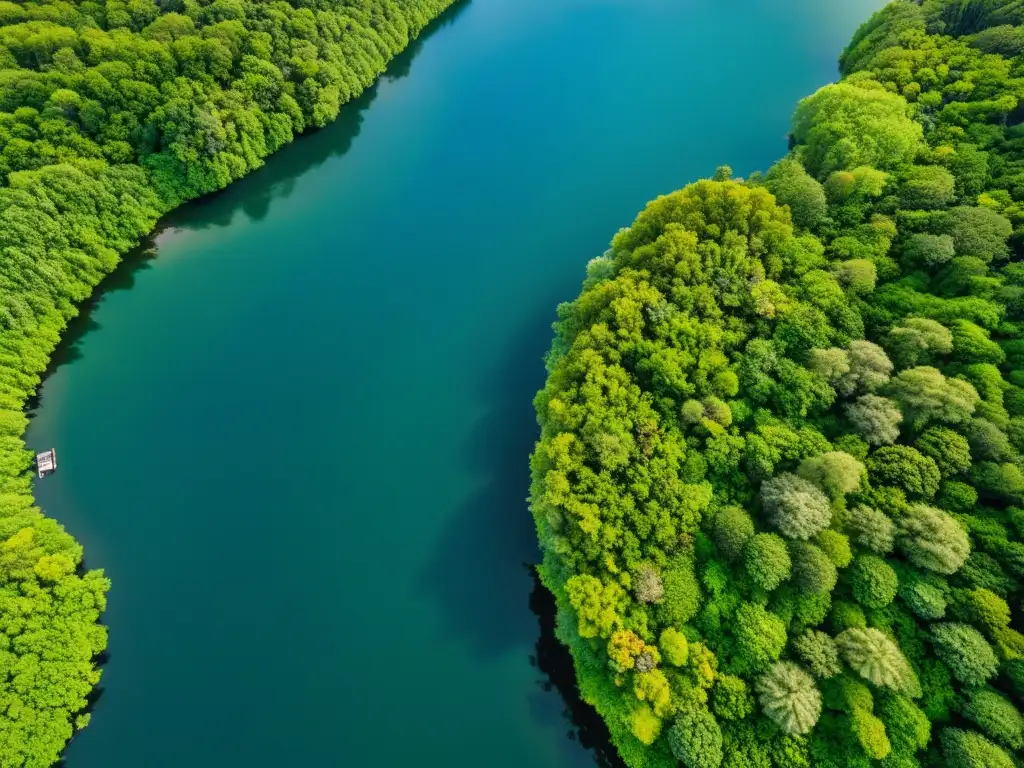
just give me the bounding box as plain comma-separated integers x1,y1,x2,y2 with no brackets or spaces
27,1,884,766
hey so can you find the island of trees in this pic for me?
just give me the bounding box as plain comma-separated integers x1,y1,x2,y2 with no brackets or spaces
0,0,456,765
532,1,1024,766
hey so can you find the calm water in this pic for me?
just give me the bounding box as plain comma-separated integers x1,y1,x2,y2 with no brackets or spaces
28,1,885,765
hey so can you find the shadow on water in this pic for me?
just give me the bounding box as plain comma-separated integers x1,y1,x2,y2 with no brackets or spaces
420,310,553,660
26,0,472,403
528,571,626,768
420,296,623,763
54,651,109,768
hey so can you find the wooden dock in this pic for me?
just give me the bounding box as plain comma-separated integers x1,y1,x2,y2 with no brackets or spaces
36,449,57,478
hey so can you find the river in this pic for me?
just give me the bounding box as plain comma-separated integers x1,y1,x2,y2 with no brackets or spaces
27,1,885,765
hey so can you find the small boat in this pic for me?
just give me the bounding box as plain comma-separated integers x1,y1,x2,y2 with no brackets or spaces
36,449,57,478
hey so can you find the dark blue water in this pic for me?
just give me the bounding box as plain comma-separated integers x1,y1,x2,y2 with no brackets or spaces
27,1,886,765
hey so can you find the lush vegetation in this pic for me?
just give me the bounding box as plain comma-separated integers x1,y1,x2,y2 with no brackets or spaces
0,0,456,765
531,1,1024,766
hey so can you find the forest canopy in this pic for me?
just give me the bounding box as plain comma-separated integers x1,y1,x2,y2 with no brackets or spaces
531,1,1024,766
0,0,456,765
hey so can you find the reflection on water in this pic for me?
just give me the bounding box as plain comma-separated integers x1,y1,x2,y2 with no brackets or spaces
529,570,625,768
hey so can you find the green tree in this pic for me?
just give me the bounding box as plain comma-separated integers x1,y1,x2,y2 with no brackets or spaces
886,318,953,369
789,541,839,595
915,427,972,476
897,504,971,575
745,533,792,591
849,554,899,609
941,728,1015,768
714,506,755,562
793,630,842,679
867,445,941,498
761,473,833,540
733,602,788,675
846,505,895,554
792,82,923,178
899,164,955,209
756,662,822,735
765,158,829,230
836,627,920,696
668,707,723,768
796,452,864,499
930,623,999,687
712,675,754,721
845,395,903,446
884,366,980,429
962,688,1024,750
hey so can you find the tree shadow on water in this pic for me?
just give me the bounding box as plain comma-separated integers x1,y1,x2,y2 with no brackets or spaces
166,0,475,230
419,313,552,660
528,570,625,768
29,0,475,411
25,239,160,416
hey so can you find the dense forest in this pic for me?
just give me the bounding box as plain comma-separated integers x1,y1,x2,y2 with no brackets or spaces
531,1,1024,766
0,0,456,765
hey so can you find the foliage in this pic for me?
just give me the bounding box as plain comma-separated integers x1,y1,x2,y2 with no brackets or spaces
792,630,842,680
712,675,753,721
845,505,896,554
789,541,838,594
530,2,1024,763
660,627,689,667
962,687,1024,750
668,707,723,768
761,474,833,540
796,451,864,499
744,533,791,592
755,662,822,736
896,504,971,575
836,627,919,696
940,728,1015,768
849,553,899,609
846,394,903,445
930,623,999,687
867,445,941,498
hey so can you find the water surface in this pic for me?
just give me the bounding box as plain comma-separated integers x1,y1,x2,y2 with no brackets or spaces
28,1,886,765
